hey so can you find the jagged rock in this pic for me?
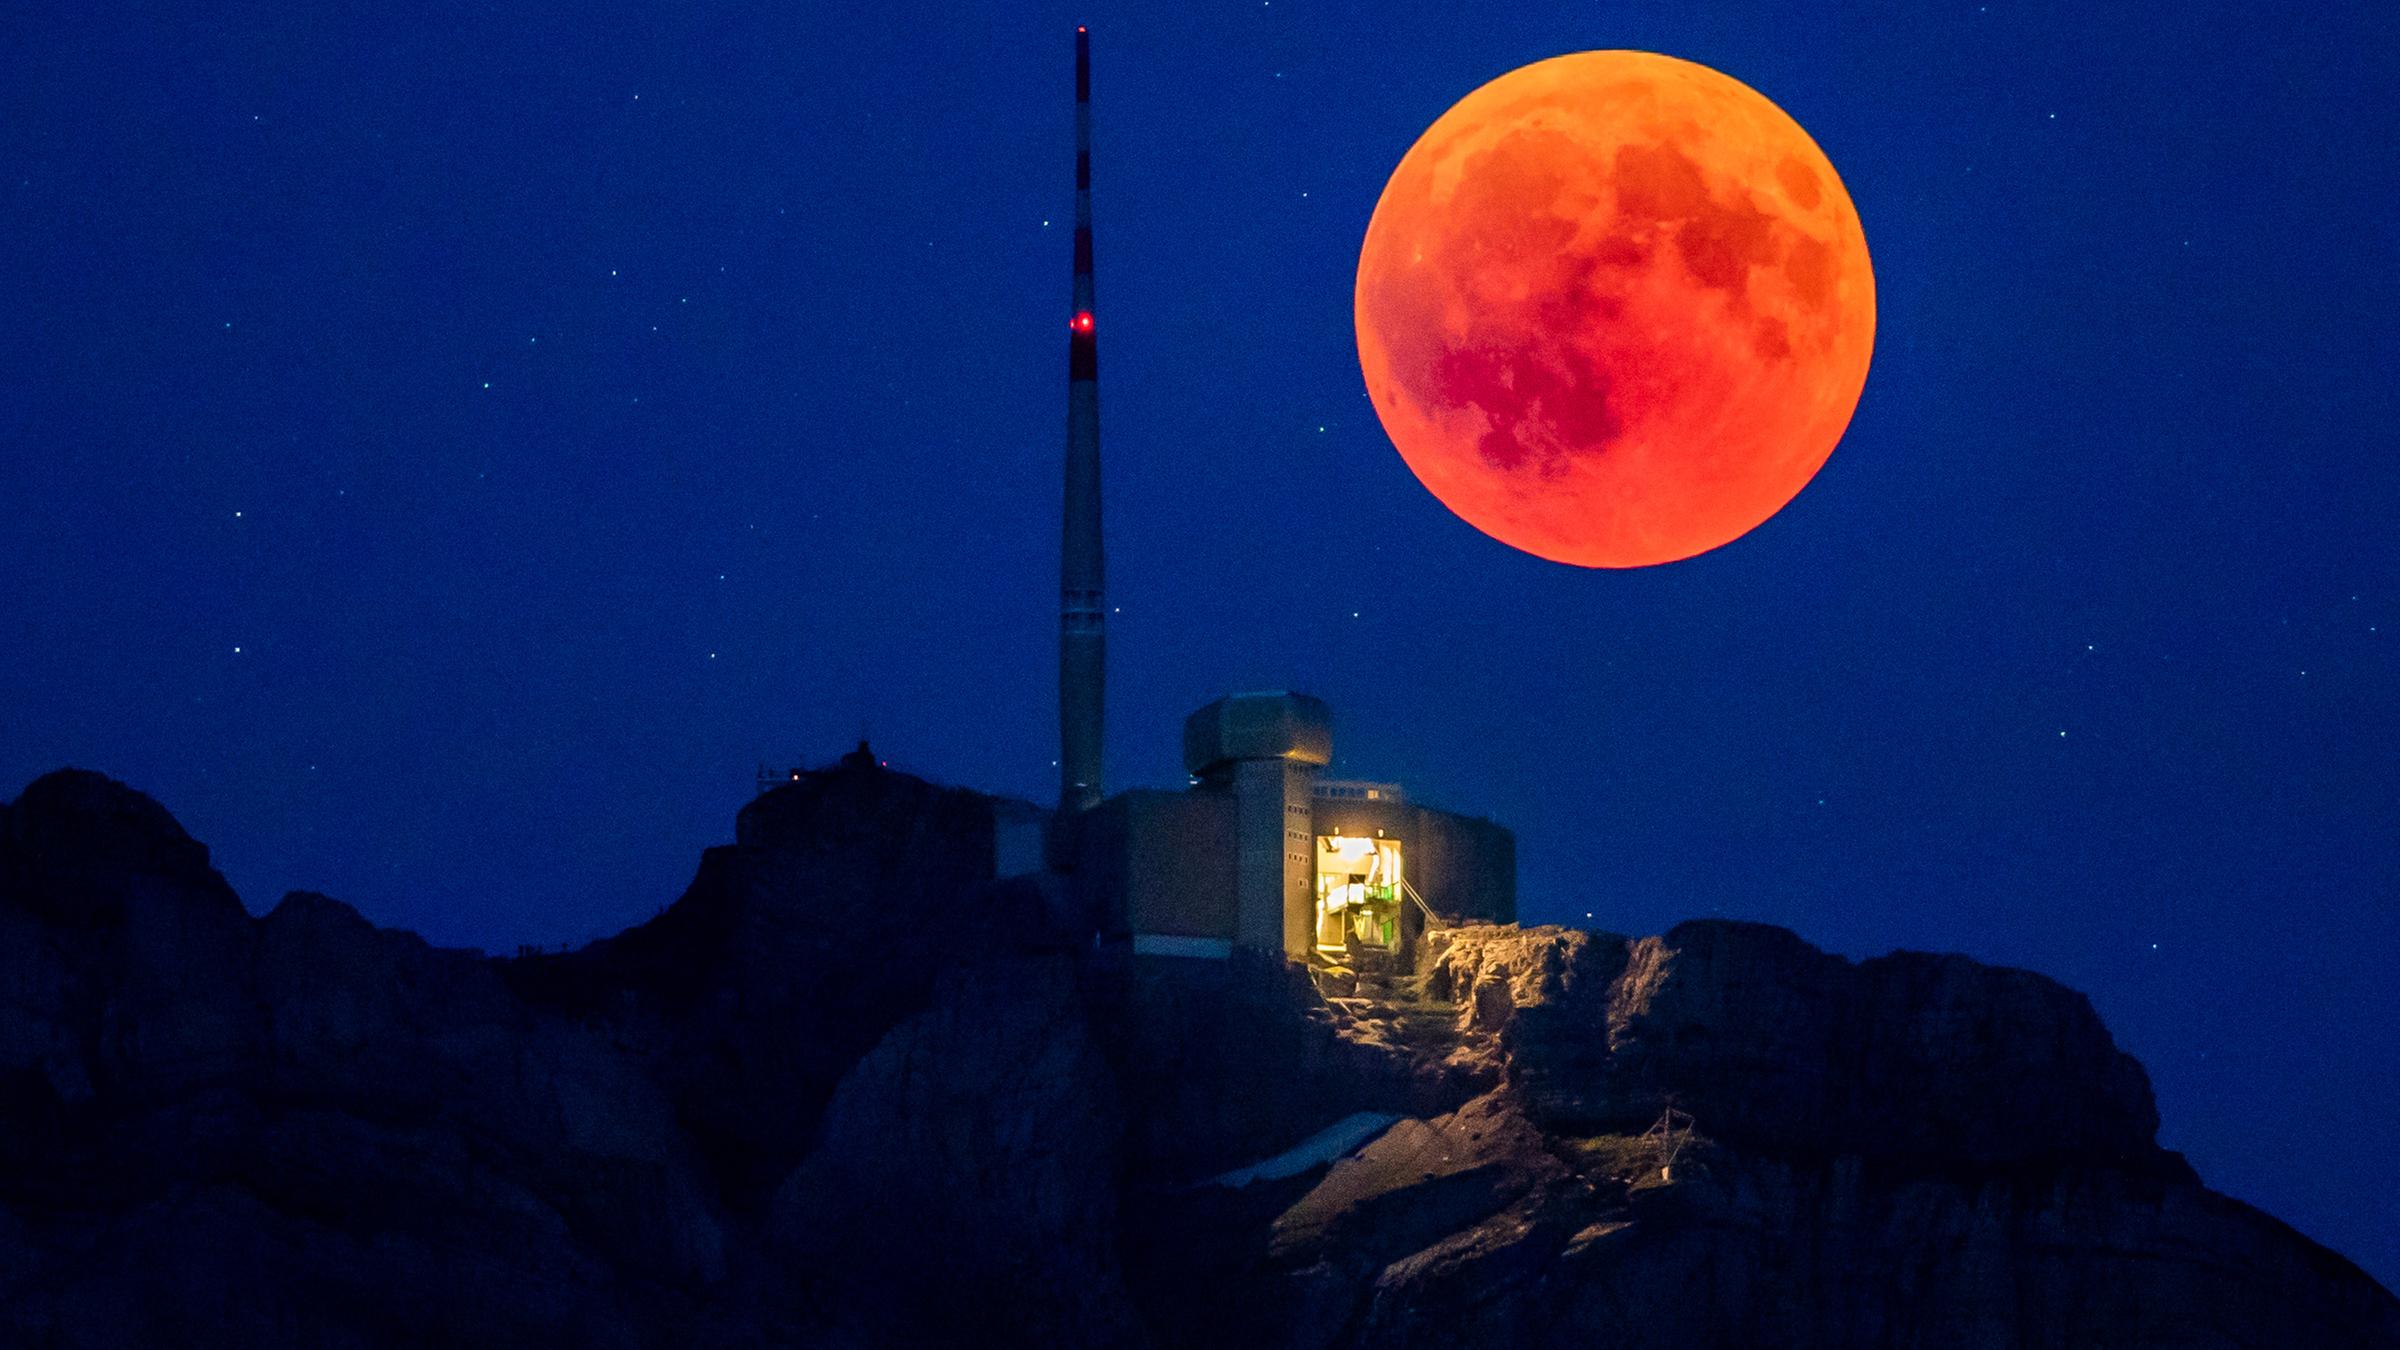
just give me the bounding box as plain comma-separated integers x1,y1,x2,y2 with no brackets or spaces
1137,1092,1601,1350
254,890,728,1289
503,754,1050,1202
0,771,265,1191
770,955,1135,1346
0,768,235,923
1428,920,2165,1169
1095,949,1436,1181
0,771,727,1347
1271,1092,1564,1260
2,768,2394,1349
1345,1146,2400,1350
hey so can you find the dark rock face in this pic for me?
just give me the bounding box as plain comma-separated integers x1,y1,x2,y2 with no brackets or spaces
3,767,2394,1349
0,770,724,1346
1427,920,2165,1169
1099,950,1436,1179
770,955,1136,1345
1284,1130,2399,1350
502,753,1039,1202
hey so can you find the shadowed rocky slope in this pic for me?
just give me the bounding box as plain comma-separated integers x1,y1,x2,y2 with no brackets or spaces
1,764,2392,1348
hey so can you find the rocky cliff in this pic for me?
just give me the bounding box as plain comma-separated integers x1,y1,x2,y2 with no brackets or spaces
0,763,2392,1348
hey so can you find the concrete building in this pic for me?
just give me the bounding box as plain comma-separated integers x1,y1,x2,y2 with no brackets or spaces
1070,692,1514,973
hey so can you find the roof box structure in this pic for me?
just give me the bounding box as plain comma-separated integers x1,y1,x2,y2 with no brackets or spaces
1182,692,1332,780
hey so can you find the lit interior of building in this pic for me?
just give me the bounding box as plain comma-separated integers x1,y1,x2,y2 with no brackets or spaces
1315,834,1403,955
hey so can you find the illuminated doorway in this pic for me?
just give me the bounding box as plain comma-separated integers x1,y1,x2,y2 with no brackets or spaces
1315,834,1403,956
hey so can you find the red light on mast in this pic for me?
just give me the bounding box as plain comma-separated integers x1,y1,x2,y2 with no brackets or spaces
1070,310,1094,333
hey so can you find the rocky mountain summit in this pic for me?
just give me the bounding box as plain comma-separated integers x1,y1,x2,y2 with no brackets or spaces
2,763,2394,1347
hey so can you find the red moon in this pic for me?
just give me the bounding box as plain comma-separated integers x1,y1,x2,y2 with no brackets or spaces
1355,52,1875,567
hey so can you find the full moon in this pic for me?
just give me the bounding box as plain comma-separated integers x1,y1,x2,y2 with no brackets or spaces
1355,52,1875,567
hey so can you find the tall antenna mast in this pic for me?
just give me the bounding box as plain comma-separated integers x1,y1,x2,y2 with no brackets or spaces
1058,23,1105,819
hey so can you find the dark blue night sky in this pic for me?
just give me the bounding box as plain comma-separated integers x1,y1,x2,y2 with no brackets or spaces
5,0,2394,1290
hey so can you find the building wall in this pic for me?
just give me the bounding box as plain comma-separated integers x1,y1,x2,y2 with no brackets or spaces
1232,759,1318,958
1309,800,1514,924
1075,781,1513,969
1419,809,1516,926
1309,797,1412,848
1310,797,1515,965
1075,788,1237,943
991,799,1051,880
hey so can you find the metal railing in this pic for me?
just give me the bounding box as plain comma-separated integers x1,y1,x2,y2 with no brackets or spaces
1400,878,1445,928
